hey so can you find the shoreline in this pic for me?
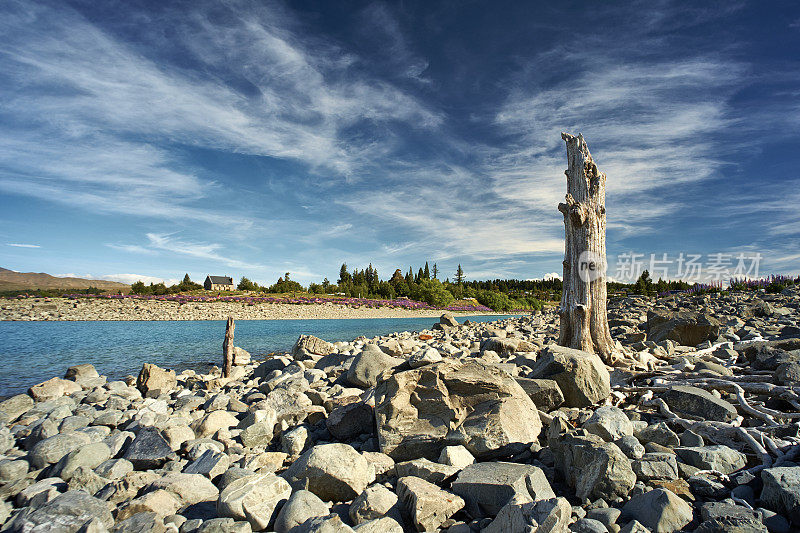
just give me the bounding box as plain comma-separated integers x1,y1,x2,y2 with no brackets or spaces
0,298,519,321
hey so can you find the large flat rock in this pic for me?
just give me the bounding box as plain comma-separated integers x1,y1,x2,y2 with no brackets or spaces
374,359,542,461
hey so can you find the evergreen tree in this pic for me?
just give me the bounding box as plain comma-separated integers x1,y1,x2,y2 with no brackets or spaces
237,276,257,291
377,280,396,299
455,264,465,284
177,274,201,291
423,262,430,280
367,264,379,293
390,269,404,285
406,267,414,285
416,267,424,283
635,270,654,296
432,263,438,279
338,264,351,286
131,281,147,294
353,269,366,286
655,277,668,296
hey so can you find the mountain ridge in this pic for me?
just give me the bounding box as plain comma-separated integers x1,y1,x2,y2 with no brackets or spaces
0,267,129,291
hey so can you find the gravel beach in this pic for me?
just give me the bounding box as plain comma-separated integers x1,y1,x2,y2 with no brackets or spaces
0,287,798,531
0,298,511,322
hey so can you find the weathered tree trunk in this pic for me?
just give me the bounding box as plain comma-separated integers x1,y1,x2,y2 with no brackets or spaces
557,133,616,364
223,316,235,378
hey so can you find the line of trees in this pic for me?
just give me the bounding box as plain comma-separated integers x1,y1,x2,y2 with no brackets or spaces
130,274,202,295
300,262,545,311
237,272,304,293
123,264,800,310
612,270,692,297
127,265,549,311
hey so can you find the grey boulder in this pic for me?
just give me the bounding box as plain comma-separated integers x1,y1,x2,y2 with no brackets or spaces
662,386,737,422
347,345,404,388
549,427,635,501
282,443,374,502
123,427,174,470
761,466,800,525
675,445,746,475
396,476,464,532
274,489,329,533
483,495,572,533
451,461,555,516
622,488,693,533
374,359,542,461
4,490,113,532
217,473,292,531
530,345,610,407
514,378,565,411
294,335,334,357
647,310,721,346
29,431,92,469
583,406,633,442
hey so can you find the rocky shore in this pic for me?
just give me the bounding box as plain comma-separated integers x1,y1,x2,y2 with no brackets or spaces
0,287,798,532
0,298,504,322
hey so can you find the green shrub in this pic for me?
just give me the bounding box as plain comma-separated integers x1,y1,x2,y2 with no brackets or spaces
411,279,454,307
766,282,786,294
237,276,258,291
267,280,305,293
474,289,516,312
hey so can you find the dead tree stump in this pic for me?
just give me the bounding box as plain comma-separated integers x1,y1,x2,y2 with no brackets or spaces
223,316,235,378
557,132,616,364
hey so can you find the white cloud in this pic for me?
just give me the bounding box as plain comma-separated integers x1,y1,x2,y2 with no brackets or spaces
337,163,566,264
145,233,260,270
0,0,440,230
102,274,181,286
331,50,749,270
59,272,179,285
59,273,93,279
7,243,40,248
105,244,157,255
529,272,561,281
0,0,793,283
489,57,743,232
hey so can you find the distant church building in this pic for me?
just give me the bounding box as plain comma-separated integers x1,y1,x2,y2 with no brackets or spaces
204,275,234,291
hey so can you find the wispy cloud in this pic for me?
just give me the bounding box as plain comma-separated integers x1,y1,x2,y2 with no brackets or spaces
0,0,440,228
105,244,157,255
0,0,796,282
7,243,40,248
490,58,743,226
145,233,261,270
358,3,431,83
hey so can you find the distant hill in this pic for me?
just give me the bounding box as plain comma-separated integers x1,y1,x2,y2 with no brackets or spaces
0,267,129,292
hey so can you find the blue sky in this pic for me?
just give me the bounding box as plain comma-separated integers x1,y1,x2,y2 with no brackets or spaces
1,0,799,286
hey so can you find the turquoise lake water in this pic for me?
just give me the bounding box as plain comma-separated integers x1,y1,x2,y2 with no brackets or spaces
0,315,512,397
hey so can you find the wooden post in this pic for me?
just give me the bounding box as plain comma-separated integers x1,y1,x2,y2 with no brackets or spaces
223,316,235,377
557,133,616,364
